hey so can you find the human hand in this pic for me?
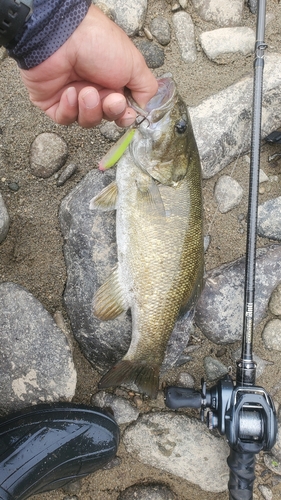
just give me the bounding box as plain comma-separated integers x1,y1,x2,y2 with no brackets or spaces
19,5,158,128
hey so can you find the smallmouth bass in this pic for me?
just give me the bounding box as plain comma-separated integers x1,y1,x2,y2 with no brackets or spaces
90,76,204,398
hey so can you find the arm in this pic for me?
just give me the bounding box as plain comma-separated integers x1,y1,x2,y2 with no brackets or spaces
2,1,158,127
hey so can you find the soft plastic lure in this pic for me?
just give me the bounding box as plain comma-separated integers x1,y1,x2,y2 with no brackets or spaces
98,127,136,171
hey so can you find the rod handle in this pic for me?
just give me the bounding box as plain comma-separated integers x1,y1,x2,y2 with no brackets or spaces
164,387,202,409
227,448,256,500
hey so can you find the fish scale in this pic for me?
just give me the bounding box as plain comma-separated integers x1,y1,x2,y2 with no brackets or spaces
90,76,204,398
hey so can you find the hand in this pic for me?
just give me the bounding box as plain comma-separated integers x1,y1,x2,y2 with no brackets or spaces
19,5,158,128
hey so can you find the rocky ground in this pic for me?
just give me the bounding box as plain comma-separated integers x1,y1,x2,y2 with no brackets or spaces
1,0,281,499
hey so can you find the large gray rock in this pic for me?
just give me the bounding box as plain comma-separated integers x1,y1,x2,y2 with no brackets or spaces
191,0,244,26
173,12,197,63
195,245,281,344
200,27,255,63
0,282,76,415
123,412,229,492
92,0,147,36
59,170,194,374
190,53,281,178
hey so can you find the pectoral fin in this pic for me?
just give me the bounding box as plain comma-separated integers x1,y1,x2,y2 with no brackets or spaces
136,176,166,217
89,181,118,211
93,267,127,320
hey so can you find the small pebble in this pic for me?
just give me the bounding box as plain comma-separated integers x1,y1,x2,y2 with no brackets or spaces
143,27,153,40
171,3,181,12
214,175,243,213
204,356,228,381
259,169,269,183
176,372,195,388
62,479,82,495
102,456,122,470
134,40,165,68
100,121,123,141
150,17,171,46
204,234,211,252
179,0,188,7
216,347,227,357
57,163,78,186
8,182,19,192
258,484,273,500
30,132,68,178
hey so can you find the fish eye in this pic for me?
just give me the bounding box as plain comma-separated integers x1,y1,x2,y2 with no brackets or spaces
175,119,187,134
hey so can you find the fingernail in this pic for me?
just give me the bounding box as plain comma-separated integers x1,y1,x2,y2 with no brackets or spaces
66,87,77,107
108,100,126,115
82,89,99,109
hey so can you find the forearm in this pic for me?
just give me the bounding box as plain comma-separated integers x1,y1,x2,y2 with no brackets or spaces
2,0,91,69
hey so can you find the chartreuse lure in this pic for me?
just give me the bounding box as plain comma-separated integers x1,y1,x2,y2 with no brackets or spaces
98,127,136,171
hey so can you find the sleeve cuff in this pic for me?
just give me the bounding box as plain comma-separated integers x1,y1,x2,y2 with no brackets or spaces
7,0,91,69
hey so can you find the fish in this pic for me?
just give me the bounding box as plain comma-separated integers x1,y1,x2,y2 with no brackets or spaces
90,75,204,398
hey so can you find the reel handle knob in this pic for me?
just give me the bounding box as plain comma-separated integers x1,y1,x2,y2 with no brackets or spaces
164,386,202,409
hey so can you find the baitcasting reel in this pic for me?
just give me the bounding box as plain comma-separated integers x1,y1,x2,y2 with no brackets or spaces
165,374,276,455
165,370,277,500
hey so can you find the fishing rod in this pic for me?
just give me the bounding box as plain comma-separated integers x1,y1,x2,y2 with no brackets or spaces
165,1,277,498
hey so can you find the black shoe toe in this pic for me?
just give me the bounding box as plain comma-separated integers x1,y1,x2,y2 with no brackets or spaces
0,403,119,500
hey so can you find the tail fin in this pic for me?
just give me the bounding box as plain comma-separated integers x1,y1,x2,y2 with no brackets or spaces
99,360,159,399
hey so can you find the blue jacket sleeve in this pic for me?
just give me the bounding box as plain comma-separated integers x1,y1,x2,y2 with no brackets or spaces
7,0,91,69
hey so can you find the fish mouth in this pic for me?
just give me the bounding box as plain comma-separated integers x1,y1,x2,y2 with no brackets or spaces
128,75,176,124
128,76,177,174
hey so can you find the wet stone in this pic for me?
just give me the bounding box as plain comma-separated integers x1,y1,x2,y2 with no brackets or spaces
0,282,77,416
150,16,171,46
118,483,176,500
30,132,68,179
134,40,165,68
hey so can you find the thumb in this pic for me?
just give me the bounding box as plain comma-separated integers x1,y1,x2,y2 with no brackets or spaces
127,67,158,109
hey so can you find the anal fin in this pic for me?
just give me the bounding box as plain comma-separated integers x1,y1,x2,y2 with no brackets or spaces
93,268,127,320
